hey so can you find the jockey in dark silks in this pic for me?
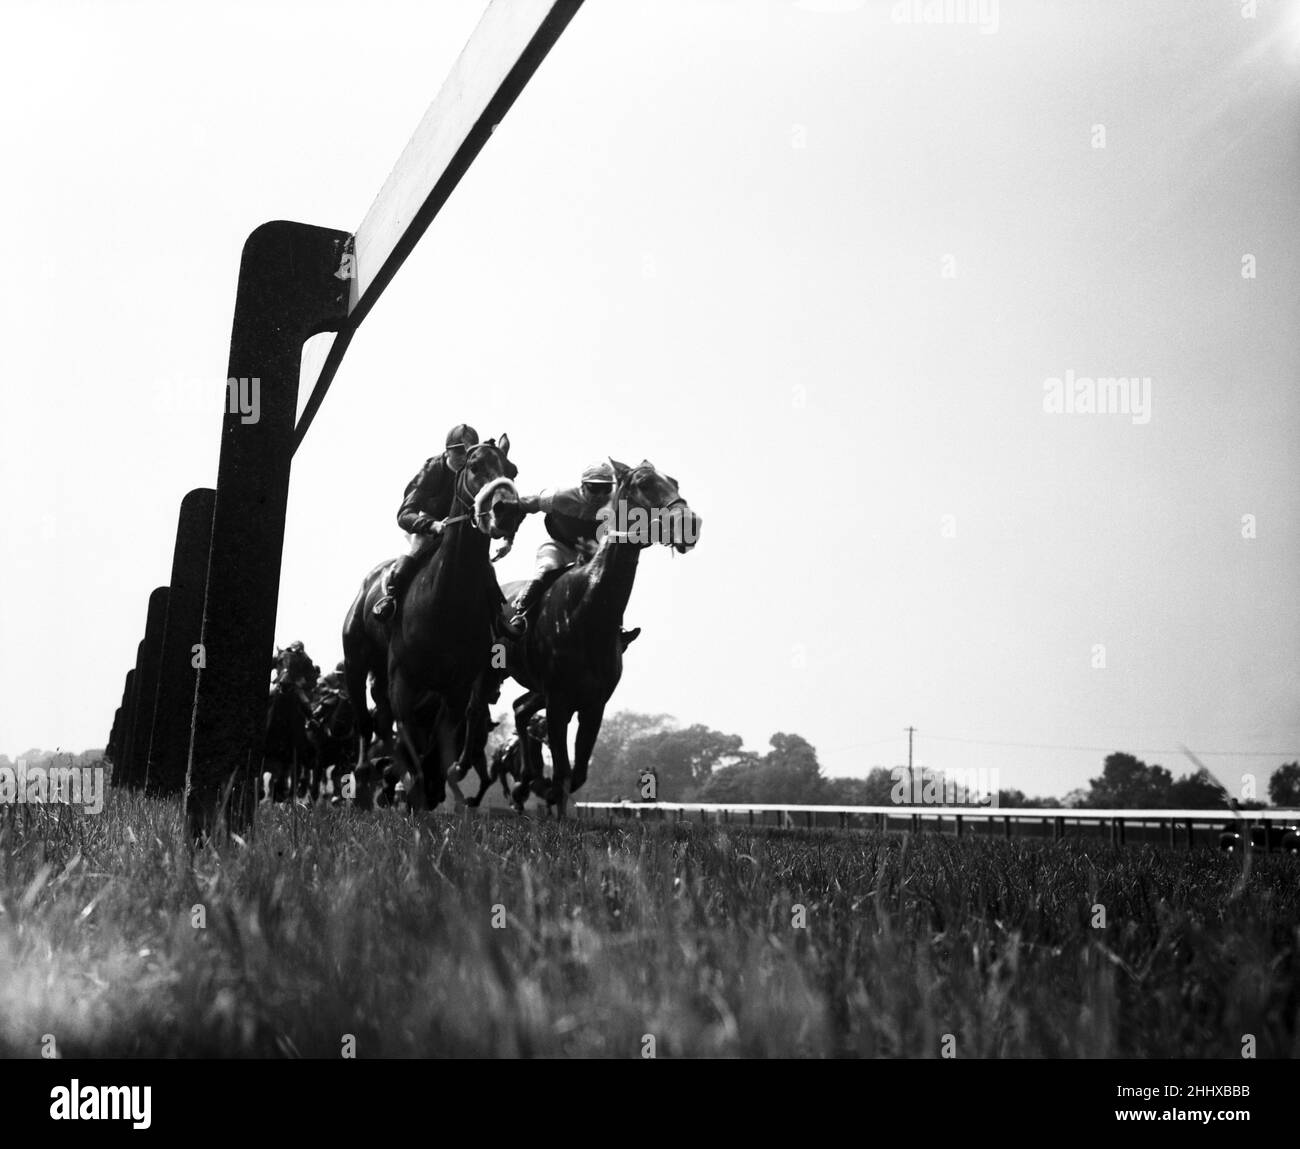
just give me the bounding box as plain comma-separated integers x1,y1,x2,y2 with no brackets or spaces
373,423,482,620
311,660,347,715
507,460,634,637
273,641,319,704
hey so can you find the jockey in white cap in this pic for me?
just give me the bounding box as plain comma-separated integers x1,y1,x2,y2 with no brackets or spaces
505,459,617,635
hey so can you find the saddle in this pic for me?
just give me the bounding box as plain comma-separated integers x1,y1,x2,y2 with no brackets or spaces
497,565,568,632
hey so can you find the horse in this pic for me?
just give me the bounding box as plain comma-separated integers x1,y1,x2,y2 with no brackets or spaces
341,440,521,808
262,644,319,803
341,560,399,808
306,669,357,803
494,459,701,817
487,733,522,802
386,438,522,810
478,713,553,808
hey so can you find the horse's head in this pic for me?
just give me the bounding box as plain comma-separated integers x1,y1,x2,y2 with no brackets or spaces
272,642,318,692
453,434,522,541
600,459,702,553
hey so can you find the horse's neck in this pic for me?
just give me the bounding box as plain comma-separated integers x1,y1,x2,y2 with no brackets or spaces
579,539,640,626
422,522,487,600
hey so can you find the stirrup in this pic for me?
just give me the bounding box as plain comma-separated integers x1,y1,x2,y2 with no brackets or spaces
504,612,527,636
373,594,395,619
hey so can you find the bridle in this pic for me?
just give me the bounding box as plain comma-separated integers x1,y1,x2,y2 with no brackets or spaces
600,464,687,545
443,441,509,533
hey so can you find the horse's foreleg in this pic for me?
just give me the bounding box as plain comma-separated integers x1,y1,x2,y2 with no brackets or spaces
498,749,515,802
467,709,492,807
545,704,575,820
395,721,425,809
571,705,606,795
446,700,474,785
436,700,465,809
512,691,547,800
452,682,490,790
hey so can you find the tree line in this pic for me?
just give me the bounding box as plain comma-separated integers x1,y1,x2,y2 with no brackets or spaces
559,714,1300,810
10,728,1299,811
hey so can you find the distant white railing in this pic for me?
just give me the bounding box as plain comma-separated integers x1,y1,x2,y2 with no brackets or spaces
574,802,1300,849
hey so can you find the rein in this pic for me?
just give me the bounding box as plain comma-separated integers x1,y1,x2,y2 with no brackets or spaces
442,444,518,553
447,443,499,532
600,467,687,544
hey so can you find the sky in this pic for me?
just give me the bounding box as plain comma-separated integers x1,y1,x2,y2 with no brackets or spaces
1,0,1298,800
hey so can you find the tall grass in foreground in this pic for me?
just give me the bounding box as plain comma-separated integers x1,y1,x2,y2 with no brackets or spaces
0,789,1296,1057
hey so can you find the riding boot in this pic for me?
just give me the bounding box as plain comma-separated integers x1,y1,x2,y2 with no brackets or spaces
505,576,546,636
373,553,413,619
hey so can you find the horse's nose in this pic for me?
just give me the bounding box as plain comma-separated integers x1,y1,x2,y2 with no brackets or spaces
672,509,701,551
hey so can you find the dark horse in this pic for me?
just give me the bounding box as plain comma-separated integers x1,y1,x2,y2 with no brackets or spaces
494,460,701,817
263,645,318,802
346,438,521,810
307,673,357,804
341,559,398,806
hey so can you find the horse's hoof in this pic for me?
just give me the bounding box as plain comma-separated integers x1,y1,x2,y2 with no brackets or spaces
466,796,481,808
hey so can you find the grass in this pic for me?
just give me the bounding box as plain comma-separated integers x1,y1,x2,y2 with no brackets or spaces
0,785,1296,1058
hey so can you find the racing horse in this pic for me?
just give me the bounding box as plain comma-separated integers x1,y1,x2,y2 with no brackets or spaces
495,460,700,817
342,557,397,800
306,666,357,803
341,438,518,807
386,438,522,809
263,644,319,802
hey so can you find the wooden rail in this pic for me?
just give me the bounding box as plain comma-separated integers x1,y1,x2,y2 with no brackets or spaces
574,803,1300,852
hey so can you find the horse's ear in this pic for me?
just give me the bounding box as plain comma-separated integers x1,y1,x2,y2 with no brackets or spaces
608,456,629,480
499,432,510,456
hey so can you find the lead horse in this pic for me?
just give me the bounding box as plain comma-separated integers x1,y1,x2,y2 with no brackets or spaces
342,439,519,807
386,439,520,809
494,459,701,817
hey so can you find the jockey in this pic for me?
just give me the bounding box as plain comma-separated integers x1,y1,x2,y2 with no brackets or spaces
273,641,319,706
311,660,347,712
505,460,617,635
372,423,480,620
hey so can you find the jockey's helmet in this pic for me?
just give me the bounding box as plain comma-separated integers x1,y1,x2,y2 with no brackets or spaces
445,424,480,450
581,460,615,486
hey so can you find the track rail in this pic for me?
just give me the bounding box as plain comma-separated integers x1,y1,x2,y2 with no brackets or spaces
575,802,1300,851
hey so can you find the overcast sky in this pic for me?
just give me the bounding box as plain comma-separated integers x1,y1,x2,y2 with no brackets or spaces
1,0,1297,800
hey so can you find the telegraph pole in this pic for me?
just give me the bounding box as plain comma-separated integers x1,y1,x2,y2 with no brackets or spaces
906,726,916,773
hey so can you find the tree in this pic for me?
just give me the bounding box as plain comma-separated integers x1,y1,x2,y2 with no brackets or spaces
1169,770,1228,808
753,733,824,803
1268,762,1300,807
577,712,755,802
627,724,753,800
823,768,896,806
1084,753,1174,808
698,760,761,803
578,711,676,801
1021,794,1062,808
